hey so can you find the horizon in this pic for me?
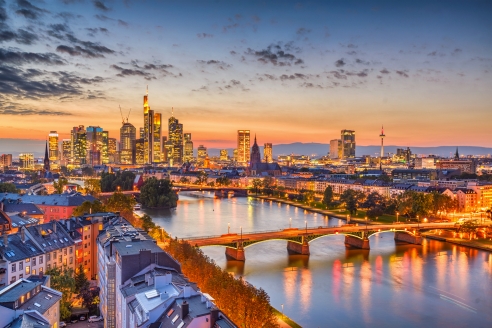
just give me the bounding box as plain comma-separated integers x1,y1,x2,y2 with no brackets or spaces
1,0,491,149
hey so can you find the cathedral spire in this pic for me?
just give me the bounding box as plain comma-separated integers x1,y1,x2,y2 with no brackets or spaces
43,140,50,171
455,147,459,160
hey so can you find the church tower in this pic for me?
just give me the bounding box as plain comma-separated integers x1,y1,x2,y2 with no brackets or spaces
43,141,50,171
249,135,261,168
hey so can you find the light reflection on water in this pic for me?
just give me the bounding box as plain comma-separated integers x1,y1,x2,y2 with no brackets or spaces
146,196,492,327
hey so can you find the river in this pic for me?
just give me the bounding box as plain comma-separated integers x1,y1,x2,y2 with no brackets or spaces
145,194,492,328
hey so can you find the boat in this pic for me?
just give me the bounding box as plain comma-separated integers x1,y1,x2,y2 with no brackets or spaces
133,203,142,211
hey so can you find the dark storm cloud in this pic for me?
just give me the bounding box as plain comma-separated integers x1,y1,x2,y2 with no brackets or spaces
197,33,213,38
15,0,49,20
93,0,110,11
396,70,409,78
0,48,66,65
245,43,304,66
111,64,155,80
335,59,345,67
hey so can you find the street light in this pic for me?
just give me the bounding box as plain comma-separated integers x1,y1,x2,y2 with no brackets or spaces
228,222,230,234
240,226,242,240
289,217,292,229
305,220,307,233
396,212,399,223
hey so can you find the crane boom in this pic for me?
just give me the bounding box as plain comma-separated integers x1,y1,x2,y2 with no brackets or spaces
126,108,131,123
119,105,124,124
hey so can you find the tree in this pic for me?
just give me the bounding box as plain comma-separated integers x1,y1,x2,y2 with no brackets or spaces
46,267,76,321
458,220,479,240
75,264,89,291
195,171,208,185
179,177,190,184
72,200,107,216
53,177,69,194
322,186,334,207
100,171,136,192
0,182,17,193
139,177,178,208
105,191,135,213
81,167,94,177
79,285,100,315
139,214,167,241
84,178,101,196
339,189,366,215
216,176,231,187
251,178,262,195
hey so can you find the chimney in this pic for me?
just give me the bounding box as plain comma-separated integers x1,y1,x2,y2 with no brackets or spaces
3,234,7,247
21,227,25,243
180,300,189,319
66,219,71,231
209,309,219,328
52,221,57,233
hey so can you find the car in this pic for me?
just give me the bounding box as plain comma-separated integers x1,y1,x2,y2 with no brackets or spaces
79,316,86,321
60,322,67,328
70,319,78,324
88,316,103,323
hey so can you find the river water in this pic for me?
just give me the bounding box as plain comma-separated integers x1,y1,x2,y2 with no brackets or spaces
145,194,492,328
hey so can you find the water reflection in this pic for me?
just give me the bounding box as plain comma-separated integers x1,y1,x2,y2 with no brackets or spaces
147,196,492,327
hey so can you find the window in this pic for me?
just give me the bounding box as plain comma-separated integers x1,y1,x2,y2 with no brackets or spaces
11,263,16,272
19,262,23,270
39,256,43,264
25,258,30,263
64,249,67,255
70,257,73,264
84,261,87,266
11,276,16,283
32,258,36,266
20,295,25,304
84,244,87,249
53,262,57,268
69,247,73,254
47,253,50,261
64,259,67,266
59,255,62,263
19,274,23,279
25,266,30,275
33,269,36,275
47,264,51,270
53,251,56,258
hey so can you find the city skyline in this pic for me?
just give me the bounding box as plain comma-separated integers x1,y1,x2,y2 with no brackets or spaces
1,0,491,148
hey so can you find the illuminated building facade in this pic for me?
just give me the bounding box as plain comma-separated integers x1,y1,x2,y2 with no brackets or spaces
237,130,250,164
330,139,342,159
164,140,174,165
48,131,59,170
341,130,356,159
0,154,12,169
133,138,145,165
184,133,193,163
197,145,207,165
263,143,273,163
153,113,162,163
62,139,71,164
102,130,109,164
233,149,238,162
71,125,87,167
86,126,106,166
120,122,136,164
19,153,34,170
220,149,228,161
168,110,184,165
108,138,117,163
143,89,154,164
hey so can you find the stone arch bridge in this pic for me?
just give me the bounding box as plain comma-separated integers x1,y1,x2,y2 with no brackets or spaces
183,222,459,261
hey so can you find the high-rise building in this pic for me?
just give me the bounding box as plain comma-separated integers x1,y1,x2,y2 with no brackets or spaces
153,113,162,163
263,143,273,163
139,127,144,139
86,126,106,166
168,108,184,165
62,139,71,164
108,138,117,163
233,149,238,162
143,88,154,164
330,139,342,159
237,130,250,164
340,130,356,159
197,145,207,165
48,131,59,170
102,131,109,164
220,149,228,161
71,125,87,167
164,140,174,166
379,126,385,170
19,153,34,170
133,138,145,165
184,133,193,163
120,122,136,164
0,154,13,168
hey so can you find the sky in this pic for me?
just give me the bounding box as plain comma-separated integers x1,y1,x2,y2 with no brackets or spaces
1,0,492,150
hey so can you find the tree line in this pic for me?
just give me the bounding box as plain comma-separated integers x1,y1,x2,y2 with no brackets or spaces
165,238,278,328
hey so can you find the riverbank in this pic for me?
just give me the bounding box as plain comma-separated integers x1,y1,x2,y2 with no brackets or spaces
423,232,492,252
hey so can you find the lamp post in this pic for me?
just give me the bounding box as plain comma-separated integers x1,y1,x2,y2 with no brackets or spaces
289,217,292,229
396,211,399,223
240,226,242,240
305,220,307,234
228,222,230,234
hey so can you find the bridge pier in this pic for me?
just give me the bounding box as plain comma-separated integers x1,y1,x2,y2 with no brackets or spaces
344,235,370,249
287,241,310,255
394,231,422,245
225,246,245,261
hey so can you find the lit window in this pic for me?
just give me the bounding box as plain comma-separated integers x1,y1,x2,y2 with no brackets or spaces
25,266,30,275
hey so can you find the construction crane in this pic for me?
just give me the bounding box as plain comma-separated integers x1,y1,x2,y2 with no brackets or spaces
119,105,132,124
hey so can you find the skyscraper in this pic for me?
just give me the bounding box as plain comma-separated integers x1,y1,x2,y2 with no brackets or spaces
133,138,145,165
86,126,106,166
153,113,162,163
237,130,250,164
330,139,342,159
184,133,193,163
197,145,207,165
341,130,356,159
102,130,109,164
62,139,71,164
143,88,154,164
48,131,59,170
71,125,86,167
263,143,273,163
379,126,385,170
120,122,136,164
168,108,183,165
19,153,34,170
108,138,118,163
219,149,228,161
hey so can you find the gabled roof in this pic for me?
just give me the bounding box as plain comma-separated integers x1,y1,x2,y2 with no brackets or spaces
0,193,96,207
0,232,44,262
25,221,75,253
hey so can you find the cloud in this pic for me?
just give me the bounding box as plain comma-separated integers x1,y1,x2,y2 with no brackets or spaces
111,64,154,80
93,0,110,11
296,27,311,35
245,42,304,66
380,68,390,74
197,59,231,70
329,70,347,79
230,50,237,55
197,33,213,38
0,48,66,65
280,73,307,81
428,51,437,56
335,59,345,67
355,58,370,65
52,31,115,58
346,69,369,77
86,27,109,36
452,48,462,55
15,0,49,20
0,106,72,116
396,70,409,78
251,15,260,23
118,19,129,27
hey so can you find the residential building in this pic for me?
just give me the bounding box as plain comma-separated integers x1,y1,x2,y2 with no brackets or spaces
436,159,476,174
237,130,250,164
467,181,492,209
0,278,62,328
392,169,437,181
330,139,342,159
456,189,478,212
0,154,12,170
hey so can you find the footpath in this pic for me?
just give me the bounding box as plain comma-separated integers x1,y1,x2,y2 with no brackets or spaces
253,195,492,253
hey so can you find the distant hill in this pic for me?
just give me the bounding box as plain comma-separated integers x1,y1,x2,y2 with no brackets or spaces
1,139,491,159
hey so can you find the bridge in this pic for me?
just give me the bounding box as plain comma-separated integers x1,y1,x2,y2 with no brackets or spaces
184,222,461,261
174,186,248,198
